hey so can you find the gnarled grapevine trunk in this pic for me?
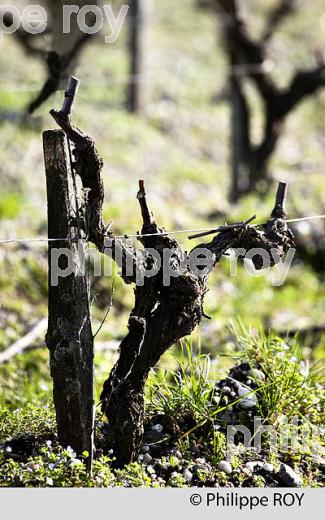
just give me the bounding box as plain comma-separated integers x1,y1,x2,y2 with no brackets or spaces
50,83,295,467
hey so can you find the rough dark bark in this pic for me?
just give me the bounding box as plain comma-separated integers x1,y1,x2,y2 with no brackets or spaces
50,83,295,468
49,109,140,284
213,0,325,201
43,129,94,464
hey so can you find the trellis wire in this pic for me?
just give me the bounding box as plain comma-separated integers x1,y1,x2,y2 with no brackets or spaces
0,228,228,245
0,214,325,246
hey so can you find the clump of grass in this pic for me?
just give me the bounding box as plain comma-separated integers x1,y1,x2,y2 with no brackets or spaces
146,338,214,425
146,339,231,459
233,324,325,426
146,330,324,468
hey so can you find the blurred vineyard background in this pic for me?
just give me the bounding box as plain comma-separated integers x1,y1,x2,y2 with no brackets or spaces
0,0,325,411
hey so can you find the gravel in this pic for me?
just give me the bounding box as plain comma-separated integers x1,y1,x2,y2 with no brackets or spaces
277,463,302,487
247,368,265,381
151,424,163,433
192,464,207,473
143,453,153,465
160,463,170,473
245,461,263,472
263,463,274,473
195,458,206,464
313,455,325,466
239,398,256,410
237,385,251,398
182,469,193,483
218,460,232,475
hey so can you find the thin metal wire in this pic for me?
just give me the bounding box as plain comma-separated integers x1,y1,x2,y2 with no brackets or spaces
0,237,69,244
0,228,218,245
0,215,325,246
285,215,325,224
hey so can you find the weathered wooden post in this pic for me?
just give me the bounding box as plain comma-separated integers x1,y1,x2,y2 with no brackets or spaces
43,78,94,467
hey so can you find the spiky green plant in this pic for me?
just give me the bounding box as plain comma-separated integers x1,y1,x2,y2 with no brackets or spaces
146,338,215,425
232,323,325,426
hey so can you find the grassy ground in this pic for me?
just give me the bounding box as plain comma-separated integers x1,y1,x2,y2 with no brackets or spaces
0,0,324,486
0,333,324,487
